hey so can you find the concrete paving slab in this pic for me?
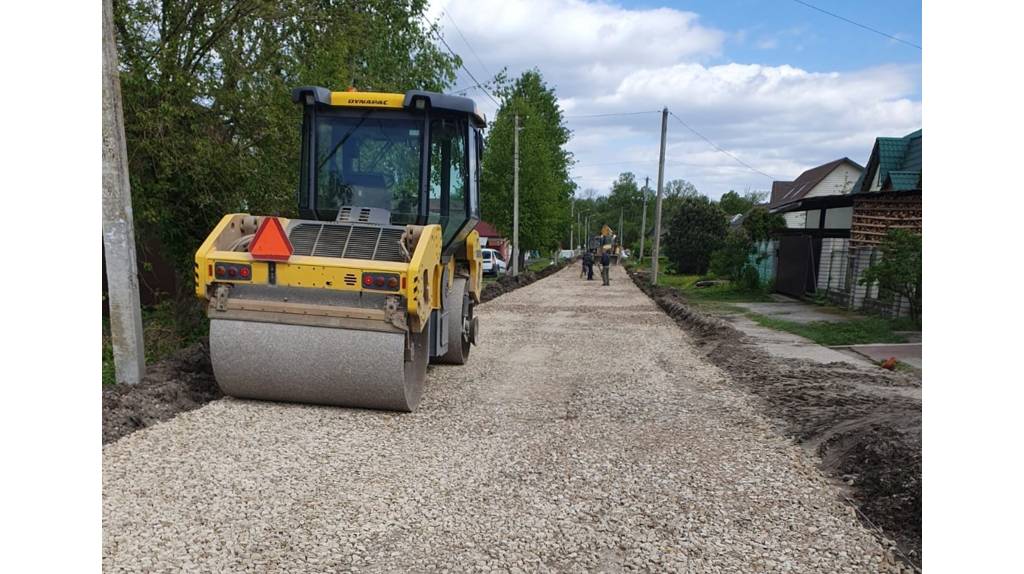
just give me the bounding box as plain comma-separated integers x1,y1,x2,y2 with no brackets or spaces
725,315,875,367
832,343,922,369
730,301,853,324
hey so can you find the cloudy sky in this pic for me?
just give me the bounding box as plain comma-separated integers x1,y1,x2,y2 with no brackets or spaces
424,0,922,199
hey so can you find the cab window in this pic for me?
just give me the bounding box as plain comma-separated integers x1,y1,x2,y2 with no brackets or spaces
428,117,468,243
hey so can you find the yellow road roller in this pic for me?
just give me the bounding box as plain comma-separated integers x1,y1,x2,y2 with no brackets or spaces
194,87,485,411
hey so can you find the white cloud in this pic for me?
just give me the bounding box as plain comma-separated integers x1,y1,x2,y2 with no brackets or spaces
429,0,921,198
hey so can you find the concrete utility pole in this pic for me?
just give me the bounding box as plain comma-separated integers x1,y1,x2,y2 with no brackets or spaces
618,208,624,257
639,176,649,262
651,107,668,285
512,113,520,276
569,198,574,254
576,211,581,250
103,0,145,384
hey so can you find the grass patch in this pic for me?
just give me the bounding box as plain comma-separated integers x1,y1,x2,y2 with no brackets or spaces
626,260,774,303
746,314,910,346
101,300,207,385
526,259,556,273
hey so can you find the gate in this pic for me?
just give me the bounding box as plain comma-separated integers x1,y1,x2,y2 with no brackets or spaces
775,235,818,297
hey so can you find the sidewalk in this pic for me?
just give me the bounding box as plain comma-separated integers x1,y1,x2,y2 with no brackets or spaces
833,343,922,369
725,314,876,367
727,295,922,370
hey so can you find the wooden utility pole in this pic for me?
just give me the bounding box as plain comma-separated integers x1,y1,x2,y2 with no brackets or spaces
512,113,520,276
102,0,145,384
651,108,668,284
639,176,649,262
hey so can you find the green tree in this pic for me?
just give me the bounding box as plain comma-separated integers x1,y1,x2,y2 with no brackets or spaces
115,0,460,299
660,179,701,223
742,206,786,242
719,189,769,215
861,230,923,321
481,69,575,262
664,196,728,275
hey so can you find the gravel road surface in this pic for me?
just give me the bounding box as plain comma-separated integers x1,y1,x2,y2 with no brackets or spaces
103,265,902,573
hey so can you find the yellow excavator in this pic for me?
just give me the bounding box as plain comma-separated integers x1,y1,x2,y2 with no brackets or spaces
588,224,621,264
194,87,485,411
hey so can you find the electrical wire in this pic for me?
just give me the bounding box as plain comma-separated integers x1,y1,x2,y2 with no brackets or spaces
668,111,775,180
564,110,662,119
443,10,493,82
791,0,921,49
419,14,500,107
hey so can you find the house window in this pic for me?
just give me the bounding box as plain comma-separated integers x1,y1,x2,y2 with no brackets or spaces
805,209,821,229
825,207,853,229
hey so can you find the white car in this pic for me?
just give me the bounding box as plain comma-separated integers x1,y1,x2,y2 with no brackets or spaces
482,248,507,276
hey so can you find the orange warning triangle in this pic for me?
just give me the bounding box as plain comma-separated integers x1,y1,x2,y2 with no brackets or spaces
249,217,293,261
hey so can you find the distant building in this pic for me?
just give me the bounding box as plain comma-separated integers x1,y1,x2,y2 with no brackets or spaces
474,220,510,262
767,130,922,317
769,158,864,229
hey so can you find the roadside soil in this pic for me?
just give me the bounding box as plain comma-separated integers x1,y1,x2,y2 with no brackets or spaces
102,341,221,444
101,258,574,445
627,268,922,569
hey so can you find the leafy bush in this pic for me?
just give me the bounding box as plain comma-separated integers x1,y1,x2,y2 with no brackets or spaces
861,229,922,320
710,227,753,280
739,264,762,291
664,196,727,274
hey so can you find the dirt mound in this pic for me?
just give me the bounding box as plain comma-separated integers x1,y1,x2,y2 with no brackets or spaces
102,341,221,444
628,268,922,569
103,259,574,445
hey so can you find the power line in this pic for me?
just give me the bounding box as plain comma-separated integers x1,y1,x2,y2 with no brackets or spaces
564,110,661,119
442,10,493,82
574,158,692,168
791,0,921,49
668,111,775,180
420,15,500,107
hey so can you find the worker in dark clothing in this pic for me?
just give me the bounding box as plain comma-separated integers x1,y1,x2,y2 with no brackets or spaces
583,250,594,280
600,250,611,286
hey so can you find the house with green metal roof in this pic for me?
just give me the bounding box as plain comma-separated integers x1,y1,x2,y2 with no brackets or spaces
763,128,921,318
851,129,922,193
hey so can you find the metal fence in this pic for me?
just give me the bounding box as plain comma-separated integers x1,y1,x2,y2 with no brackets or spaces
817,239,913,319
749,239,777,286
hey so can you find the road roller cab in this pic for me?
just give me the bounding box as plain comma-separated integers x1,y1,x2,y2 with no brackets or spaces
195,87,486,411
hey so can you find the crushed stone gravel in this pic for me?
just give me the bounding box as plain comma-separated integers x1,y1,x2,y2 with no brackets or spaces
103,264,905,573
627,267,922,568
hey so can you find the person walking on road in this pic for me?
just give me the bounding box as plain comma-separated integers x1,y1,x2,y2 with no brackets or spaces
583,250,595,280
600,250,611,286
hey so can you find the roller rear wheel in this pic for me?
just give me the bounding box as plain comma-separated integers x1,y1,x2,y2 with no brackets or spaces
437,277,473,365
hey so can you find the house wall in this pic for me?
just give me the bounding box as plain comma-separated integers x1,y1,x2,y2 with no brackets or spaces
783,211,806,228
480,236,510,261
782,163,862,230
806,163,862,198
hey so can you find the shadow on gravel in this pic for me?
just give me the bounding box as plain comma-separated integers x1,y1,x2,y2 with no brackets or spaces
102,258,575,445
627,268,922,571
